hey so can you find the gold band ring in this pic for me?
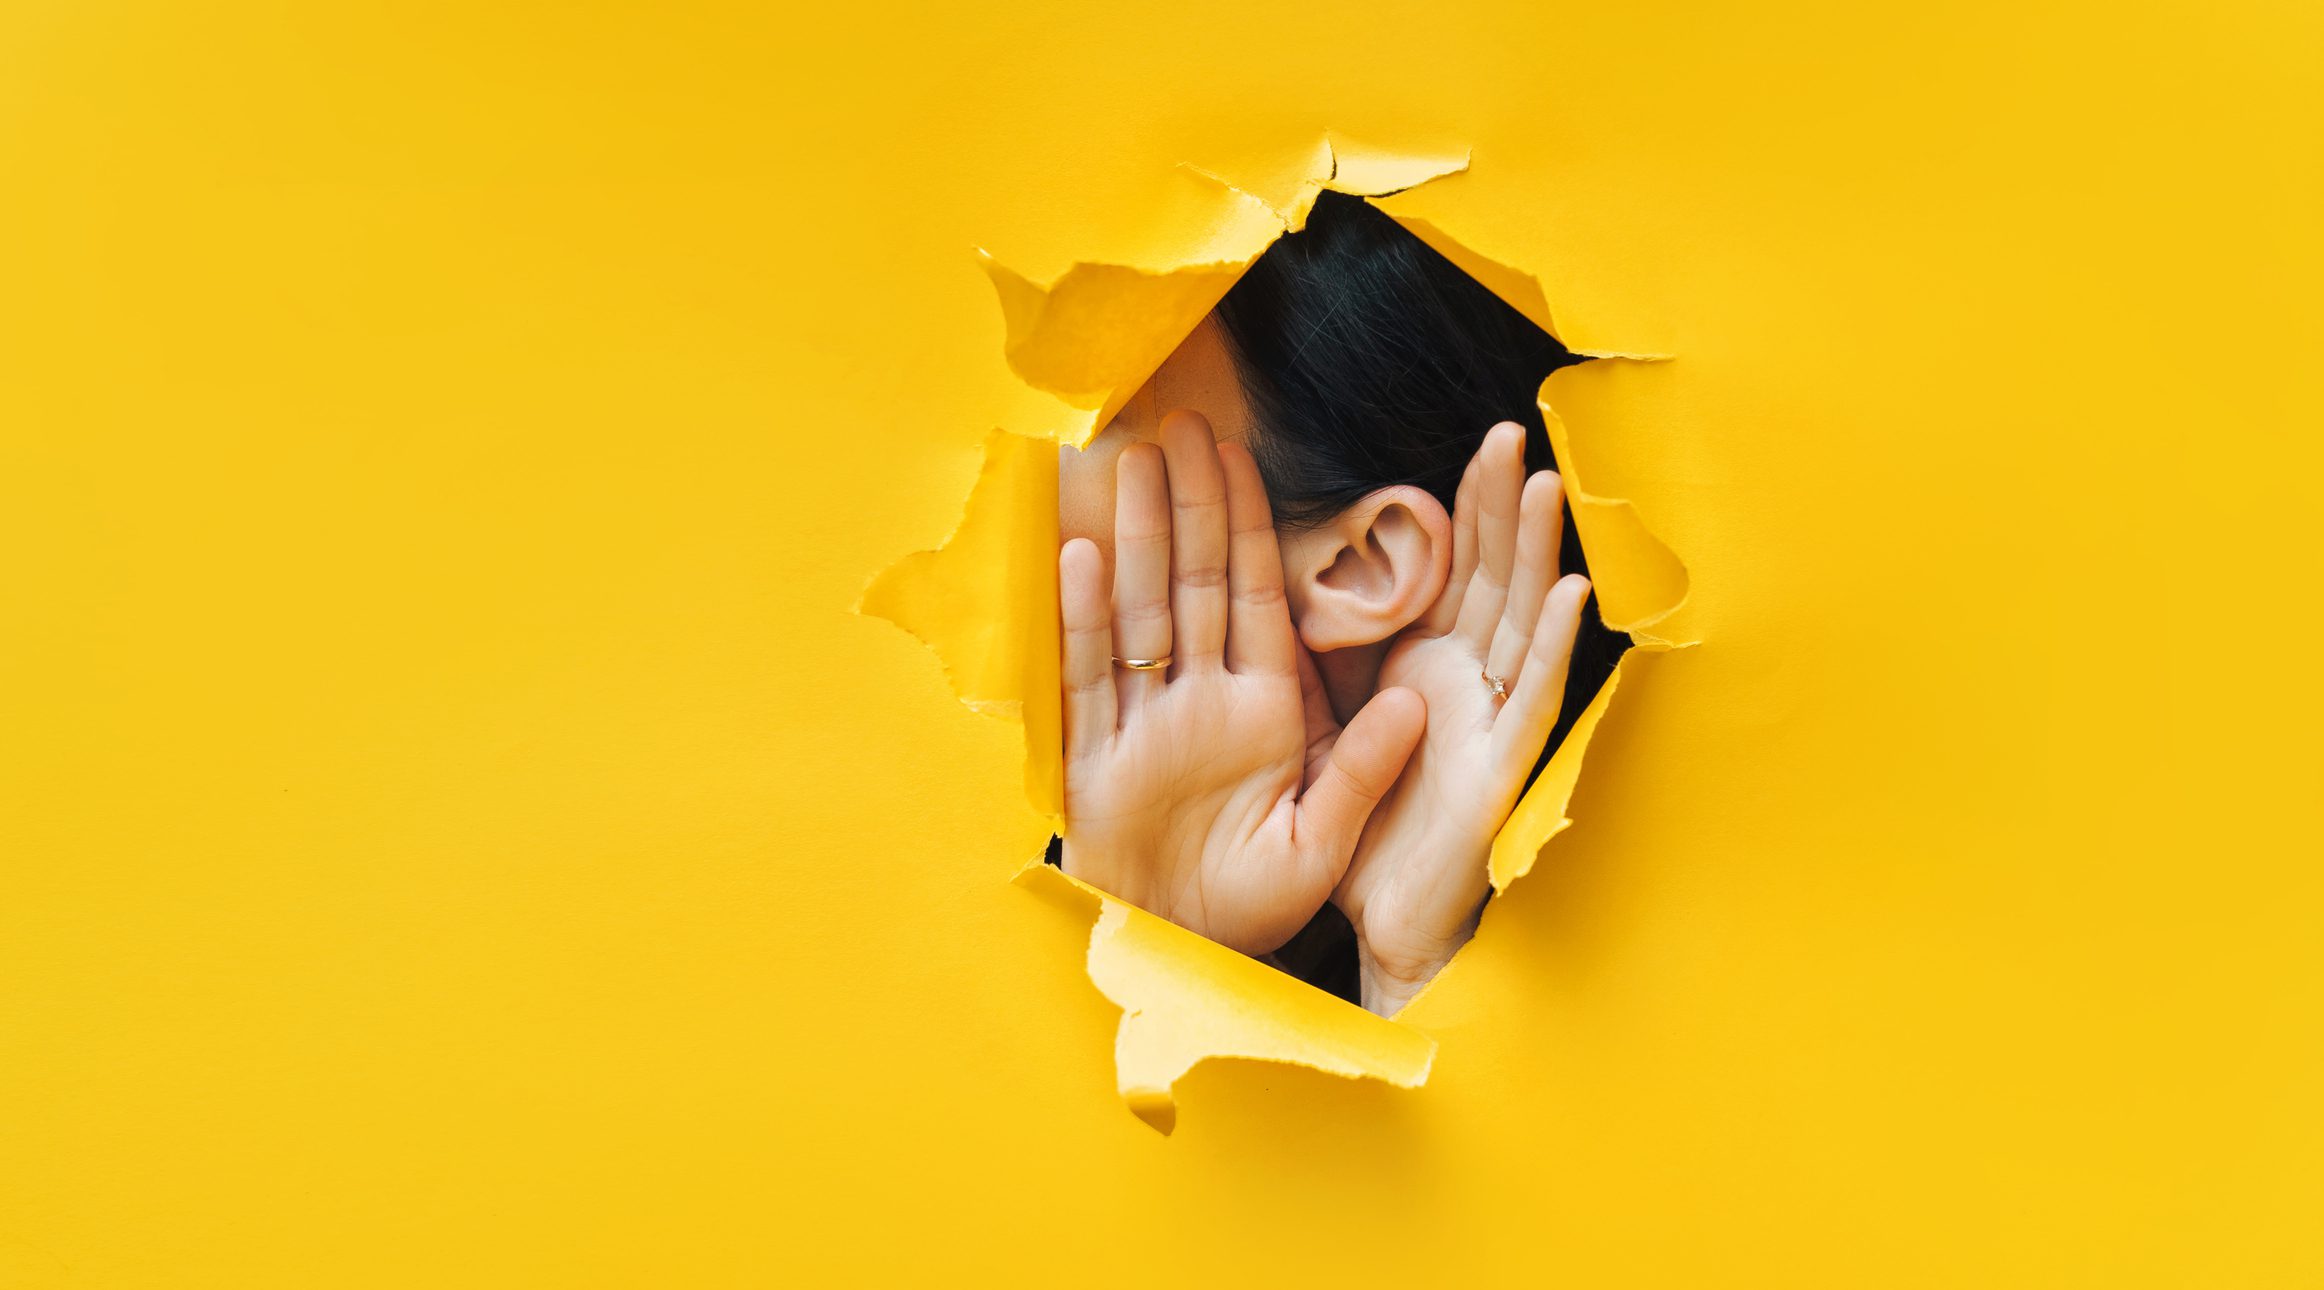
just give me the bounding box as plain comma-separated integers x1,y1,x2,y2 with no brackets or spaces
1113,656,1172,671
1482,670,1510,702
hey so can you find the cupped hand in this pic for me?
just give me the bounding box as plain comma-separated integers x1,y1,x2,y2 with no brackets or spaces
1059,411,1427,956
1335,422,1592,1014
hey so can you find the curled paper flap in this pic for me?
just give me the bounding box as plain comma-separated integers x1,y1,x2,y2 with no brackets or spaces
1539,369,1694,645
975,171,1284,449
1489,655,1627,893
977,254,1252,443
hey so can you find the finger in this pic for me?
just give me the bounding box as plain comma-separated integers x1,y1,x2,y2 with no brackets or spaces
1485,471,1564,687
1059,538,1117,759
1112,441,1172,707
1494,575,1590,777
1159,410,1230,674
1296,686,1427,889
1218,440,1296,676
1453,422,1527,647
1416,448,1483,637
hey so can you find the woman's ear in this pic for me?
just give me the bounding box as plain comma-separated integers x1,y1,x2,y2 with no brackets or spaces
1279,485,1453,652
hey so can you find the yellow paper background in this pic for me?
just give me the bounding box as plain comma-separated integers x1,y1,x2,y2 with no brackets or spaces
5,2,2321,1285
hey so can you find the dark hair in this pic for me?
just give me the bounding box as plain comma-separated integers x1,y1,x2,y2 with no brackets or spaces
1215,191,1630,1002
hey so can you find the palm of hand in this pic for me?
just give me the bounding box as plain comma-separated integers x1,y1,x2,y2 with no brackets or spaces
1067,669,1313,953
1057,412,1425,958
1336,631,1510,978
1332,423,1593,1009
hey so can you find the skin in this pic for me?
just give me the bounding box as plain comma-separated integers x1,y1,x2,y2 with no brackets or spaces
1060,320,1417,721
1058,318,1255,562
1058,412,1426,955
1335,424,1590,1013
1057,318,1588,1011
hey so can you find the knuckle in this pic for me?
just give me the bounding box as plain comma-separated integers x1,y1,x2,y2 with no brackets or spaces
1327,757,1382,802
1233,580,1286,609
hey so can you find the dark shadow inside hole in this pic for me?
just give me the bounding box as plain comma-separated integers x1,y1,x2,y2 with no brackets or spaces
1047,191,1628,1006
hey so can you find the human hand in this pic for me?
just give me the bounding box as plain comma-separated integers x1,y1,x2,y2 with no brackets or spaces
1059,411,1427,956
1334,422,1592,1014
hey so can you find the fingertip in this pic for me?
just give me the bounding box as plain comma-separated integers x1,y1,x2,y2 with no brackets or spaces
1216,437,1261,485
1217,439,1276,528
1521,470,1562,513
1556,573,1593,604
1061,536,1101,575
1336,686,1427,791
1159,408,1213,448
1370,685,1428,735
1489,420,1526,462
1381,689,1429,767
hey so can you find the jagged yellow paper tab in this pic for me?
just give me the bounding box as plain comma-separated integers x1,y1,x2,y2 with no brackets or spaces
1022,865,1435,1135
859,429,1064,818
1186,132,1471,232
1539,370,1693,646
1490,657,1626,892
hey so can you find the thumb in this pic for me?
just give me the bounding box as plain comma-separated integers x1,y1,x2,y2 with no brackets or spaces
1295,686,1426,877
1295,640,1341,779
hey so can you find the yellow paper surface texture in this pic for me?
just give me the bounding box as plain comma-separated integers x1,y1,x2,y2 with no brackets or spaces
4,2,2321,1285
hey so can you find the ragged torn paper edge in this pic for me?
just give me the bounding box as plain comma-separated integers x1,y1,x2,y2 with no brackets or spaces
1019,863,1435,1136
975,132,1473,450
858,427,1064,818
862,134,1693,1131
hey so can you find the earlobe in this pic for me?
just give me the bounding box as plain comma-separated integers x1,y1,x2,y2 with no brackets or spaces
1281,486,1452,651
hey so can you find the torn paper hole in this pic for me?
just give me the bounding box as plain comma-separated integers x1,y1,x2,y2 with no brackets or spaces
863,135,1692,1131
